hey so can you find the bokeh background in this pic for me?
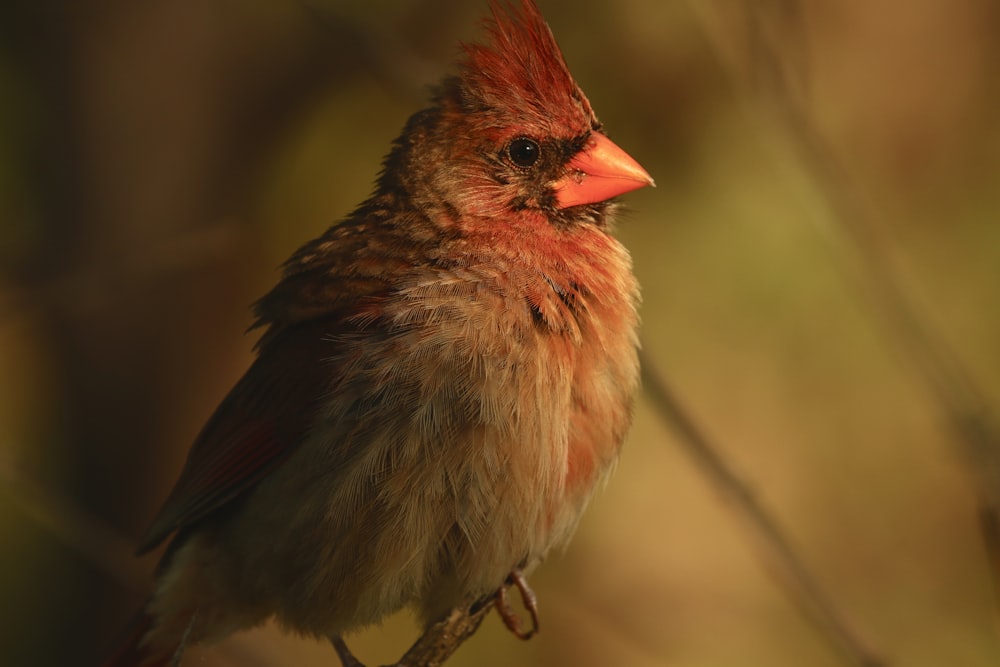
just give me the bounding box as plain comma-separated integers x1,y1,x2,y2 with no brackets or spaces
2,0,999,665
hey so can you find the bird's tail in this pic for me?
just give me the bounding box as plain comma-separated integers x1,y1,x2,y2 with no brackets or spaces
101,607,172,667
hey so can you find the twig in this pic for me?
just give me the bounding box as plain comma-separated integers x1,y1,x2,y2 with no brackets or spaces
639,353,885,667
391,601,494,667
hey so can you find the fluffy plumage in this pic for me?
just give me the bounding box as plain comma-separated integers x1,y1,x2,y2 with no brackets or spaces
106,1,651,665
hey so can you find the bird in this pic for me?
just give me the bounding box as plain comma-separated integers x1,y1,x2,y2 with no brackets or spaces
104,1,652,665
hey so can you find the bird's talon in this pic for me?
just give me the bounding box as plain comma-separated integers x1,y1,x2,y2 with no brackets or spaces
495,570,539,640
331,635,368,667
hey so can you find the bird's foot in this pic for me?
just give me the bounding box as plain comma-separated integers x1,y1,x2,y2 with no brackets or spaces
170,610,197,667
330,635,368,667
495,569,539,640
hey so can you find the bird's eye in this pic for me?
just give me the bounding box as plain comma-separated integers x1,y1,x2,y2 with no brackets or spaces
507,138,540,168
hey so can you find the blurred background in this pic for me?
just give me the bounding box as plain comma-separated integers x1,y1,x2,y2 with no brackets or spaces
1,0,999,665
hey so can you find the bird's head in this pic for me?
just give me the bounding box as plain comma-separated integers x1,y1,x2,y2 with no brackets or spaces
381,0,653,229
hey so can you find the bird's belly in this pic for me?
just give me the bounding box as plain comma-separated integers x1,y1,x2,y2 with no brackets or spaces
200,281,636,638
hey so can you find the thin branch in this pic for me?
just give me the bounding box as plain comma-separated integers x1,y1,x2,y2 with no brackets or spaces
391,602,494,667
639,353,886,667
333,578,533,667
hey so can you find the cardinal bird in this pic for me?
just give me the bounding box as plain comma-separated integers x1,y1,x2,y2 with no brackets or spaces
104,1,652,665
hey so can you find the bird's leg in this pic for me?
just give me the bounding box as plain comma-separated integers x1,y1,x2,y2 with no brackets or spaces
330,635,368,667
494,569,539,640
170,610,198,667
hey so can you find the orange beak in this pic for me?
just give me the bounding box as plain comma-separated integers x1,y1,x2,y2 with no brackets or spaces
553,133,654,209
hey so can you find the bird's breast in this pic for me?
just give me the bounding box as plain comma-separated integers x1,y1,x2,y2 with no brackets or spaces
222,243,640,630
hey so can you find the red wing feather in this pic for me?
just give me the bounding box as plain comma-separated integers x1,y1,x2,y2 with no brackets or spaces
138,319,340,554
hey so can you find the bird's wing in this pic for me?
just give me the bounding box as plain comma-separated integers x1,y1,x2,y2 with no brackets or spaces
137,316,345,554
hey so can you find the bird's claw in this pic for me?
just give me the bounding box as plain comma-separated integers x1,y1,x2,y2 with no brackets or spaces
495,569,539,640
331,635,368,667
